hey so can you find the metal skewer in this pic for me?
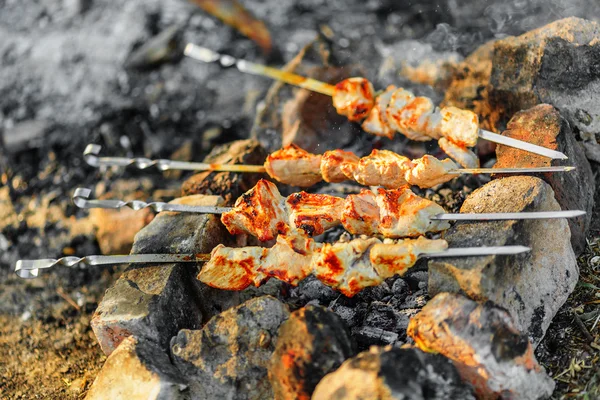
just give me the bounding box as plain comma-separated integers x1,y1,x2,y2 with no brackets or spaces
184,43,568,160
15,246,530,279
73,188,585,221
83,144,575,175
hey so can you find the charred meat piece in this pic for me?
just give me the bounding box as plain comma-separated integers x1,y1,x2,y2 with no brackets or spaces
405,155,458,188
375,187,450,238
332,78,375,122
340,189,380,236
438,138,480,169
221,179,289,241
343,149,413,189
265,144,323,187
361,85,396,139
285,192,344,236
320,149,360,183
313,238,382,297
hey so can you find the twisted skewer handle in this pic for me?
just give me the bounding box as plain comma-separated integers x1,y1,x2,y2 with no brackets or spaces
15,253,210,279
73,188,231,214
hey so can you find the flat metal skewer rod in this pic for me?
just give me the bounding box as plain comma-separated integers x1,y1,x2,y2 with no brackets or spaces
84,144,575,175
73,188,586,221
183,43,568,160
15,245,530,279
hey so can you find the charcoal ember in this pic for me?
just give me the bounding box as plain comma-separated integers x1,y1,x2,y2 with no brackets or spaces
489,18,600,139
312,346,475,400
429,176,578,346
86,336,186,400
268,305,356,400
330,304,360,328
352,326,399,348
91,194,231,355
181,139,267,203
294,275,338,304
402,270,428,291
363,302,399,332
408,293,555,400
493,104,595,255
391,278,410,299
170,296,290,400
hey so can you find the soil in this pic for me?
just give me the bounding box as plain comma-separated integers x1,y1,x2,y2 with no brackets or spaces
1,1,599,399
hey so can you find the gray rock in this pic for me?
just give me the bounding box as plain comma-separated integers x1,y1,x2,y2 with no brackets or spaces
91,194,231,355
429,176,578,346
171,296,290,400
269,305,355,400
493,104,595,255
85,336,187,400
312,346,475,400
408,293,555,400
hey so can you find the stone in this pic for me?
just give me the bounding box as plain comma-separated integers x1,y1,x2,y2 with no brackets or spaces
489,18,600,138
92,194,230,355
408,293,555,400
90,191,154,255
180,139,267,203
312,346,475,400
493,104,595,254
85,336,187,400
428,176,578,346
170,296,290,400
268,305,355,400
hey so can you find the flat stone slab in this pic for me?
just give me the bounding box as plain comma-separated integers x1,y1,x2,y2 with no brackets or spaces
428,176,578,346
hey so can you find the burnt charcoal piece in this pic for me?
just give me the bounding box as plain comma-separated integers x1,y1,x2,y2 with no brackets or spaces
312,347,475,400
296,275,338,304
352,326,399,349
171,296,290,400
408,293,555,400
269,305,356,400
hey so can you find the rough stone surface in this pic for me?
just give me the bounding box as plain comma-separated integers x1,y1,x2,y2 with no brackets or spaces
312,346,475,400
181,139,268,203
85,336,187,400
268,305,355,400
170,296,290,400
429,176,578,346
91,194,231,355
408,293,555,400
489,18,600,138
494,104,595,254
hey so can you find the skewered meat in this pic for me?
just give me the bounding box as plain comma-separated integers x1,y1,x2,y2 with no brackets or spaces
332,78,481,166
438,138,480,169
264,144,323,187
198,232,448,297
285,191,345,236
375,187,450,238
340,149,412,189
221,179,451,241
221,179,288,241
405,155,458,188
320,149,360,183
332,77,375,122
341,190,379,236
361,86,396,139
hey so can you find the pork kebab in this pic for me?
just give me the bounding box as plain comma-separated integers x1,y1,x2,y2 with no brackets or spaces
73,181,585,242
15,234,530,297
84,144,574,189
184,44,568,162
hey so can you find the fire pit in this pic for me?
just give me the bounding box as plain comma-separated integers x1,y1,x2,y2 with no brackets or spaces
1,1,600,399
